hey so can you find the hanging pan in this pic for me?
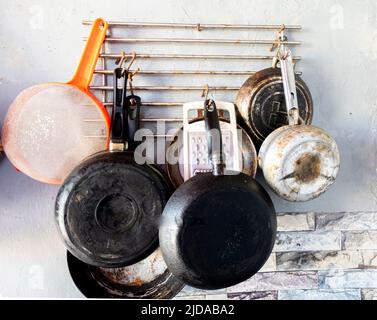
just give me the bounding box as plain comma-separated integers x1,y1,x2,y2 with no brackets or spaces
55,68,172,267
160,99,276,290
1,18,110,184
166,101,257,187
235,33,313,148
258,36,340,202
67,249,184,299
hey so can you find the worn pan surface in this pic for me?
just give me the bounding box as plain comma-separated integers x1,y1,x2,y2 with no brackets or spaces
166,118,257,188
235,67,313,147
159,99,276,290
67,249,184,299
55,69,172,268
258,125,340,202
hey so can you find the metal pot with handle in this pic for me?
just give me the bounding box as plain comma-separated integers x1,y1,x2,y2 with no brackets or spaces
235,30,313,148
159,99,276,290
258,31,340,202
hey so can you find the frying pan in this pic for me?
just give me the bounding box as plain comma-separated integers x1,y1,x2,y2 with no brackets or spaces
258,46,340,202
1,18,110,184
55,68,172,267
235,67,313,148
67,249,184,299
166,102,257,188
159,99,276,290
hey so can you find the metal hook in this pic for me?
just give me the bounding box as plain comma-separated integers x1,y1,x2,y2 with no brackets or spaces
115,51,128,67
127,67,140,96
201,84,209,101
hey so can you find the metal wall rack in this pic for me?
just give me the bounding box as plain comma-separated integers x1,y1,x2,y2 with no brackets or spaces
83,20,302,134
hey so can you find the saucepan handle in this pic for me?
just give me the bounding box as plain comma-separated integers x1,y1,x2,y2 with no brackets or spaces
68,18,108,90
125,94,141,151
110,68,127,148
204,99,225,176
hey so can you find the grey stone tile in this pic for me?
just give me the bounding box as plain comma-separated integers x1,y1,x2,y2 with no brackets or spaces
227,271,318,293
360,250,377,268
361,289,377,300
274,231,341,252
319,269,377,289
342,231,377,250
177,286,226,297
204,294,228,300
228,291,277,300
278,289,361,300
277,212,315,232
260,253,276,272
316,212,377,231
276,250,362,271
174,295,206,300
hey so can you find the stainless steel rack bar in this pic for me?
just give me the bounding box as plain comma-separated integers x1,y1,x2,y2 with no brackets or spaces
100,53,301,61
91,85,240,91
97,37,301,45
83,20,301,30
94,69,303,76
101,102,183,107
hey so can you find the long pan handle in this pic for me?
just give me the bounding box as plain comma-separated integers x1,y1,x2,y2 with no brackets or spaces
204,99,225,176
109,68,127,150
68,18,108,90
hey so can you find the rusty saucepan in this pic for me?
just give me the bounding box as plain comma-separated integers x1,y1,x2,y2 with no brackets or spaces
258,44,339,202
235,67,313,149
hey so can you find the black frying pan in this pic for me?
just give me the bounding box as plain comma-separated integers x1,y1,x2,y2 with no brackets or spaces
159,99,277,290
55,68,172,268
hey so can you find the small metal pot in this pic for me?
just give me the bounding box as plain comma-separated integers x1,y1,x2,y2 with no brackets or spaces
235,67,313,148
258,125,340,201
258,33,339,202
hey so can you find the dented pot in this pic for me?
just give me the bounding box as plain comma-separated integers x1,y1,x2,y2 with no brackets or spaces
235,67,313,147
258,125,340,202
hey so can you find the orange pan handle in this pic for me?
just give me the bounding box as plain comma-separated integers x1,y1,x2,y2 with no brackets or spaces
68,18,108,90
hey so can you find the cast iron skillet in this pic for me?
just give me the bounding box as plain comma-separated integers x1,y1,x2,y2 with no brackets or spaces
159,99,277,290
67,250,184,299
55,68,172,268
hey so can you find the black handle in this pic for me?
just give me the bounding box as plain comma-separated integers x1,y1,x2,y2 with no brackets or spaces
110,68,128,146
204,99,224,176
125,94,141,151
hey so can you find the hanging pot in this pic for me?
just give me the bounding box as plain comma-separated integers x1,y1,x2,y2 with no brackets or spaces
159,99,276,290
166,101,257,187
67,249,184,299
235,67,313,148
55,68,172,267
258,42,340,202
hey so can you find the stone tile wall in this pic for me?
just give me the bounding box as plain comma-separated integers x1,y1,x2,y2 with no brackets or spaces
175,212,377,300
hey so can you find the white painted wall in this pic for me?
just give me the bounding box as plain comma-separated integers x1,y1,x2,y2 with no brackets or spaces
0,0,376,297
